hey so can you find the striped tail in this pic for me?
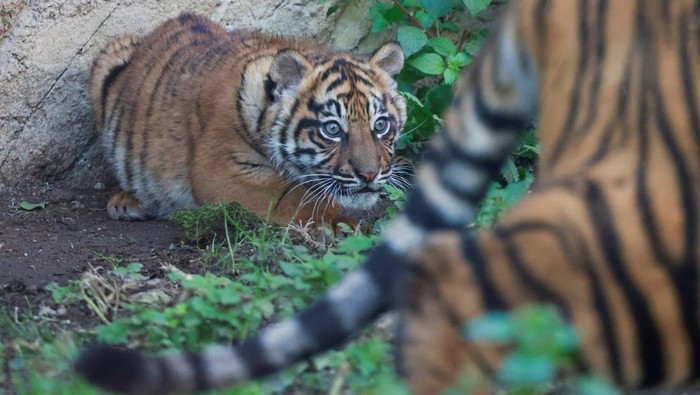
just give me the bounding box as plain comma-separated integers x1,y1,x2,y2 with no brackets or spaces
75,7,539,395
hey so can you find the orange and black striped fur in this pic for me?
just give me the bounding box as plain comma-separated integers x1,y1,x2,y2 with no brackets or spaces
77,1,700,393
89,13,409,226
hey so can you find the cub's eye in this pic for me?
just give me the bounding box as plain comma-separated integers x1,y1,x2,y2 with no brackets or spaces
373,118,389,134
321,121,342,138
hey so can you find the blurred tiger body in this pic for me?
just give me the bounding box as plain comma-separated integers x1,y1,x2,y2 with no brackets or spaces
78,1,700,394
89,14,408,226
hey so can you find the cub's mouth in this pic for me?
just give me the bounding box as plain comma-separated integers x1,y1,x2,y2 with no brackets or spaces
353,186,380,194
336,191,381,210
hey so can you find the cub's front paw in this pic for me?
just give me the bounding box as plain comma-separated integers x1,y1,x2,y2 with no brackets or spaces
107,191,148,221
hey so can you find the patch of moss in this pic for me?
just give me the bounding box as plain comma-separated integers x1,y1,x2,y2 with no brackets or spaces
169,202,263,243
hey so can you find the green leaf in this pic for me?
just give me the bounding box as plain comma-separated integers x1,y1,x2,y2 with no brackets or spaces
553,326,580,352
219,289,242,305
383,184,406,201
443,68,459,84
409,53,445,75
414,10,435,29
501,173,534,207
337,235,374,254
447,52,470,68
125,262,143,273
369,3,390,32
400,91,425,107
19,201,47,211
463,311,514,343
397,26,428,58
113,262,146,280
96,322,129,344
191,296,219,318
427,37,456,56
384,6,406,23
463,0,492,17
425,84,453,116
279,261,303,277
326,4,339,18
442,20,460,33
498,352,555,385
420,0,454,18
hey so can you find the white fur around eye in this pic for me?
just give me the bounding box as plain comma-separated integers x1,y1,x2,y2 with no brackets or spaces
320,121,343,141
373,117,390,136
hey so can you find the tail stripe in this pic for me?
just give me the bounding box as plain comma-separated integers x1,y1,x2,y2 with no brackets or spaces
297,245,399,345
473,83,532,132
161,354,197,393
424,150,488,197
437,165,488,204
327,269,383,331
259,319,316,367
406,164,482,230
186,353,208,391
235,338,280,378
436,132,504,173
384,216,428,254
154,358,171,392
200,346,249,388
403,186,464,231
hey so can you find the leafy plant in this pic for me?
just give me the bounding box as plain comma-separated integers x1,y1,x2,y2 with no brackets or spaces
464,305,620,395
369,0,493,153
45,281,81,305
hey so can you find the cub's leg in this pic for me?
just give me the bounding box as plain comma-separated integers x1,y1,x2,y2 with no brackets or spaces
107,190,149,221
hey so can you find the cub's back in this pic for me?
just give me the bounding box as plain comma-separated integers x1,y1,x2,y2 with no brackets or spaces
88,14,321,218
90,14,235,213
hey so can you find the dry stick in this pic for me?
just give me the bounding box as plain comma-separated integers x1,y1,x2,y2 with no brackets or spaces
456,29,470,53
391,0,425,31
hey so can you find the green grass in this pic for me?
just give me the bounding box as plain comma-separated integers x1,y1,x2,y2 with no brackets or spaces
2,188,619,395
1,201,403,394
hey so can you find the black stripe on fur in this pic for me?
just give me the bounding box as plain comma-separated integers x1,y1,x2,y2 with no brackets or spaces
75,345,152,395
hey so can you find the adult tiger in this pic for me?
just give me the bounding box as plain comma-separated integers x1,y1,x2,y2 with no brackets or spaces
76,0,700,393
89,13,409,226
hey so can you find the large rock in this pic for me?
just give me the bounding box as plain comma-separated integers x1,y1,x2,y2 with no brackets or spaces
0,0,374,188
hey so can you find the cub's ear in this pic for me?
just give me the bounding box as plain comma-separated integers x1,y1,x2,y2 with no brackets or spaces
370,42,404,76
269,49,312,97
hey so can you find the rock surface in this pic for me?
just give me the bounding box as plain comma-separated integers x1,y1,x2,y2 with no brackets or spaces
0,0,374,188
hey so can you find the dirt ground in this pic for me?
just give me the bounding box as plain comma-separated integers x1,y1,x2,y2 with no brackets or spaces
0,182,197,307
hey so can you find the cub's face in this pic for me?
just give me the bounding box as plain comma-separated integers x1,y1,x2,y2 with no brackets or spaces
267,43,410,210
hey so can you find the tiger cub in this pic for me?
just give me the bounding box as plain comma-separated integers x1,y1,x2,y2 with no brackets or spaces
89,13,408,227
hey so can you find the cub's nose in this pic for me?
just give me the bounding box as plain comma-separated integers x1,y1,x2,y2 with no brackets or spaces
357,170,378,182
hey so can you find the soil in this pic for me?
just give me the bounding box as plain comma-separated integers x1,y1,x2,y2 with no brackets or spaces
0,179,389,339
0,182,198,309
